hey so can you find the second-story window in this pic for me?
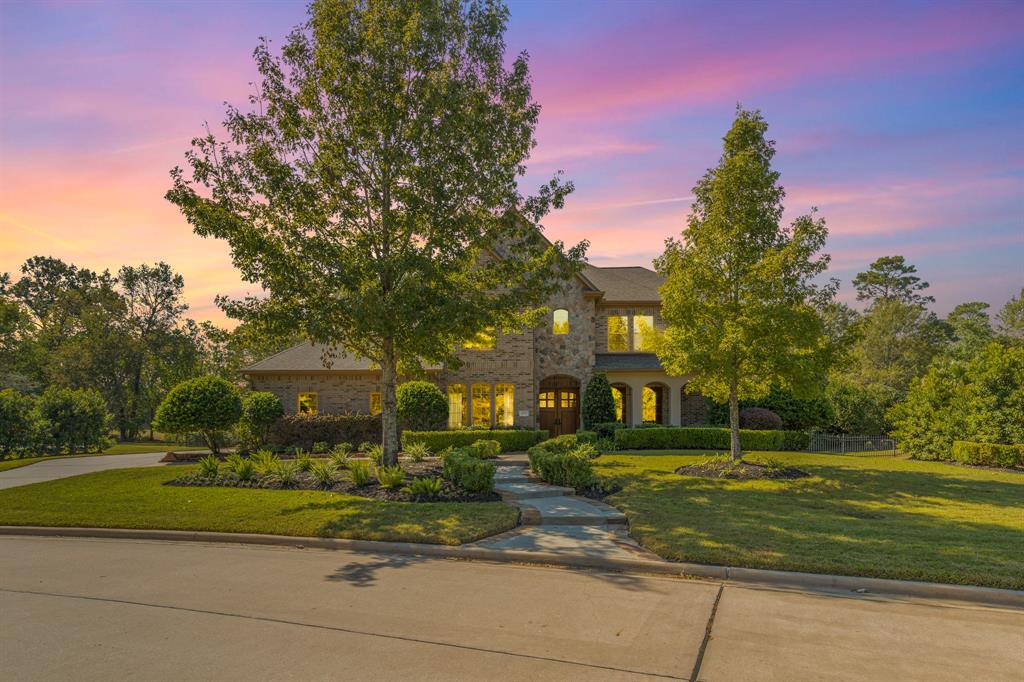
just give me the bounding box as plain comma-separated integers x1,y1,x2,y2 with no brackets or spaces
607,315,629,351
552,309,569,335
463,327,495,350
633,315,655,351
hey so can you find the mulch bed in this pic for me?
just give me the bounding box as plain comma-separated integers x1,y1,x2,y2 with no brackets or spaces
166,459,500,503
676,459,810,480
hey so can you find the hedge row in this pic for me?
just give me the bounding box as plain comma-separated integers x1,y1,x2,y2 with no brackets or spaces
951,441,1024,469
266,414,381,451
442,450,496,493
613,427,809,451
526,436,595,488
402,429,547,452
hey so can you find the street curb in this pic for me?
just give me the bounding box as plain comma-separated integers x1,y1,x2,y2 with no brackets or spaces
1,525,1021,608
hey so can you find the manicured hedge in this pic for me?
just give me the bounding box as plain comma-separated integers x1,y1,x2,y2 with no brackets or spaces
951,441,1023,469
527,437,594,488
402,429,548,452
614,427,809,452
267,414,381,451
442,449,496,493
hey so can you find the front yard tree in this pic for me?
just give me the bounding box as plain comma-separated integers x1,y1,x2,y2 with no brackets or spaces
153,376,242,454
655,107,834,460
167,0,584,465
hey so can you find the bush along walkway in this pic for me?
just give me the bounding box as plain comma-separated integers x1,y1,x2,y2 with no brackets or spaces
470,455,661,562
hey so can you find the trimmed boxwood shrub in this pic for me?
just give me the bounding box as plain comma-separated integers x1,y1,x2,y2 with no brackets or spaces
154,376,241,454
0,388,39,455
267,414,381,451
442,449,495,493
402,429,547,453
468,439,502,459
36,386,109,454
739,407,783,430
396,381,448,431
951,441,1023,468
527,439,595,488
614,427,809,452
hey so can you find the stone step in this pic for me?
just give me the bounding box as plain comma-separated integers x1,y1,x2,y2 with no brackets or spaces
495,481,574,500
516,495,628,527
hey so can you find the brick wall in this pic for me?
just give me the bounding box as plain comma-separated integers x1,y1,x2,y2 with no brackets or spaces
595,305,664,353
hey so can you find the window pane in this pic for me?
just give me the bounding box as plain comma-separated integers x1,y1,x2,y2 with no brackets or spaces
464,327,495,350
633,315,655,351
448,385,466,429
607,315,629,352
495,383,514,427
559,391,577,408
538,391,555,409
471,384,491,427
552,309,569,335
298,392,318,415
369,392,382,416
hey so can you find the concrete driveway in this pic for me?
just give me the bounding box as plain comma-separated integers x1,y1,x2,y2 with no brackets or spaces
1,536,1020,681
0,453,171,490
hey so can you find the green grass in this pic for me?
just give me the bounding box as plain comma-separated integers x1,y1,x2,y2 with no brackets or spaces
595,451,1024,590
0,466,518,545
0,442,200,472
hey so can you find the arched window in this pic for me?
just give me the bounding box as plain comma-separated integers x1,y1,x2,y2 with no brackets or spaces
553,309,569,335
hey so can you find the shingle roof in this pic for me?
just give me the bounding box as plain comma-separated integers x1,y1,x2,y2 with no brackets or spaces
584,265,664,303
243,343,374,373
594,353,664,371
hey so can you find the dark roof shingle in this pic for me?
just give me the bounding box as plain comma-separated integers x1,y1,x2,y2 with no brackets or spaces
583,265,663,302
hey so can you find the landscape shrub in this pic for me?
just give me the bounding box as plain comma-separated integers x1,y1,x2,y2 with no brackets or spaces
575,430,598,444
614,427,809,451
376,464,407,489
442,449,495,493
309,459,340,487
396,381,448,431
238,391,283,451
311,441,329,454
267,460,300,486
36,386,110,454
0,389,39,455
366,443,384,464
739,407,783,430
403,441,431,461
348,460,372,486
403,476,444,500
266,413,381,451
197,454,220,478
468,439,502,459
250,449,279,475
153,376,241,454
527,441,594,488
402,429,547,453
582,373,617,428
591,421,624,440
709,385,836,431
951,441,1024,469
295,451,313,471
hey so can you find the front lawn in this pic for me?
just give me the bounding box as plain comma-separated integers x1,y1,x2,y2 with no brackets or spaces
0,466,518,545
0,442,199,472
595,451,1024,590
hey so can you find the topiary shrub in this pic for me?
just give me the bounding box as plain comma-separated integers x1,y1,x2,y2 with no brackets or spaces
739,407,783,430
469,439,502,459
582,373,616,428
35,387,109,454
0,388,39,455
527,441,595,488
396,381,448,431
153,376,242,454
442,449,495,493
238,391,284,451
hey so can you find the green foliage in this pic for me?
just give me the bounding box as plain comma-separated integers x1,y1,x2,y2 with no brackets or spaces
329,443,352,467
614,427,808,452
575,430,598,444
358,442,372,453
708,385,835,431
197,455,220,478
889,343,1024,460
402,441,431,462
366,444,384,465
225,454,255,481
153,376,241,454
402,476,444,500
582,373,616,428
249,450,280,475
402,429,547,453
309,459,340,487
396,381,448,431
311,441,328,454
527,441,595,488
0,389,39,455
36,386,109,454
739,407,783,430
238,391,283,450
852,255,934,306
947,302,993,359
376,464,407,489
442,451,495,493
654,107,834,459
997,288,1023,341
594,437,617,453
469,439,502,459
265,460,300,486
951,441,1023,469
825,378,899,435
347,460,372,487
591,422,624,440
294,451,313,471
267,414,380,452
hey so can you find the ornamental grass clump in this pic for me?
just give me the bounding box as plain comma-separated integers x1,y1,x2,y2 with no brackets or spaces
250,449,279,475
309,459,340,488
267,460,300,487
197,454,220,478
403,441,431,462
348,460,372,487
311,441,329,454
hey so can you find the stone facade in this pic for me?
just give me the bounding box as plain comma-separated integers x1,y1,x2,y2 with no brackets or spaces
534,278,598,403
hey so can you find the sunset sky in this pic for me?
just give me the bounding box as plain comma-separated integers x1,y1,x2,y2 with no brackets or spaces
1,0,1022,324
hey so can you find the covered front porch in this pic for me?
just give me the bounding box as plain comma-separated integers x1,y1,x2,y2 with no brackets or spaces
605,370,707,427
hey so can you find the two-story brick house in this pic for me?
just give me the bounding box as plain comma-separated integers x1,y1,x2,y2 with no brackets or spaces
242,264,708,436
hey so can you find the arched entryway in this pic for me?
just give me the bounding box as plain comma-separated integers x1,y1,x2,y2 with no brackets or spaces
610,383,631,424
538,375,580,436
643,382,670,424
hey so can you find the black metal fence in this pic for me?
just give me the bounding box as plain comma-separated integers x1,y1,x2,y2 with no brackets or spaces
807,433,898,456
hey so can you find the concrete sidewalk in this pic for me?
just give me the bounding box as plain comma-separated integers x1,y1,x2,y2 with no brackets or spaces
0,452,172,490
1,536,1021,681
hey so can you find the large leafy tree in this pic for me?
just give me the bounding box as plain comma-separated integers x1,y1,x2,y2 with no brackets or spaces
852,255,934,307
997,288,1023,341
167,0,584,464
655,107,835,460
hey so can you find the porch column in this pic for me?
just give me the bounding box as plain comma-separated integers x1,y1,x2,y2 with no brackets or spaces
668,384,681,426
629,382,645,427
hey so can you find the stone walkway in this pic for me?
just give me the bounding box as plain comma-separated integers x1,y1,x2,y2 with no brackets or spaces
471,456,663,563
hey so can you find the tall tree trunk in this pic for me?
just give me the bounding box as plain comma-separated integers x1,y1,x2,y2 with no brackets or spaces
729,376,741,461
380,338,401,466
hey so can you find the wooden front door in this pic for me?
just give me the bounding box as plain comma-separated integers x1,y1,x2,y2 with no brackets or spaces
538,382,579,436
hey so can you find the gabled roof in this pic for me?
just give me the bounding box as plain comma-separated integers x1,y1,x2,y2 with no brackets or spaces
583,265,664,303
242,342,444,374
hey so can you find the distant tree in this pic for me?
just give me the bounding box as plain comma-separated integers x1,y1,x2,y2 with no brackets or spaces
946,301,993,359
656,107,835,460
582,373,616,427
0,389,39,455
35,386,109,454
852,255,934,307
848,299,950,392
997,288,1024,341
167,0,585,464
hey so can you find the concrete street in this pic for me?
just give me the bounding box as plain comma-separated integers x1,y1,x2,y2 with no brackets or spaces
0,453,171,490
1,536,1021,681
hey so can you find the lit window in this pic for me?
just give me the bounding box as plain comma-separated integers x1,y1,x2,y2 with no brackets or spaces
642,386,658,422
559,391,577,409
495,383,515,427
538,391,555,409
448,385,467,428
369,392,382,416
611,387,624,422
464,327,496,350
472,384,491,426
298,392,318,415
607,315,629,352
552,309,569,335
633,315,655,351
